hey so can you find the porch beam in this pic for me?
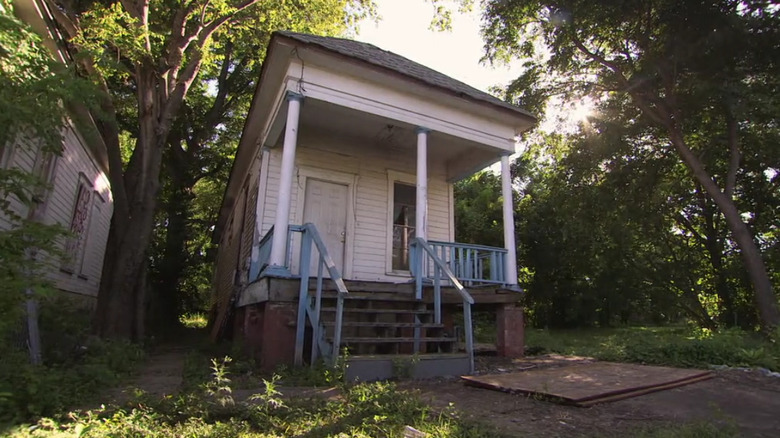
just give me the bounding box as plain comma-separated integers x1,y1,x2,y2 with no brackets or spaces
416,127,429,239
501,154,518,285
268,91,303,272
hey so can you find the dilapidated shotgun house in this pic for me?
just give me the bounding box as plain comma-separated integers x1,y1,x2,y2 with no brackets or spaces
212,31,535,380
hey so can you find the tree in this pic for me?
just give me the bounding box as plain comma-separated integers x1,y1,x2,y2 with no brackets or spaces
477,0,780,330
46,0,375,339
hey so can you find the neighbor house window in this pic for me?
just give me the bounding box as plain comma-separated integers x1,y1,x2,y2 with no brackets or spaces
27,149,58,221
0,142,12,168
62,175,92,273
391,182,416,271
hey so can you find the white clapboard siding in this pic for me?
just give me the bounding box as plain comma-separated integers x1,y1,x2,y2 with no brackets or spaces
215,154,264,305
257,129,453,283
0,125,113,298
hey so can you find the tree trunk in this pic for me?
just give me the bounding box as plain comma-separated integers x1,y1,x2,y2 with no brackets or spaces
151,183,192,330
668,130,780,330
94,65,166,339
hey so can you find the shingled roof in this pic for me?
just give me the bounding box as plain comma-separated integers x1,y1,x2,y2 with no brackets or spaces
275,31,536,121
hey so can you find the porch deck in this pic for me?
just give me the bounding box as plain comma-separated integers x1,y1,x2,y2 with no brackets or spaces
238,277,523,308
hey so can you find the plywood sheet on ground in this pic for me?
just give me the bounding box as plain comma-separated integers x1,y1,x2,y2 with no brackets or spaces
462,362,714,406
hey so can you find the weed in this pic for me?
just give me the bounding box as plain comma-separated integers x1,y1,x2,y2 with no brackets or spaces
392,354,420,379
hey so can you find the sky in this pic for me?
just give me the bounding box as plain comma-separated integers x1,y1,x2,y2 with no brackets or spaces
356,0,521,95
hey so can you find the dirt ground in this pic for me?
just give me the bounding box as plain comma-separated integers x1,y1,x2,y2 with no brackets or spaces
108,349,780,437
402,355,780,437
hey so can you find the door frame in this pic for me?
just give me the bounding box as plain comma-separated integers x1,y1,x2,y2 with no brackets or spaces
293,166,357,279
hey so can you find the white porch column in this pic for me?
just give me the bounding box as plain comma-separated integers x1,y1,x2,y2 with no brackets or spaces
415,127,429,239
268,91,303,271
501,154,518,285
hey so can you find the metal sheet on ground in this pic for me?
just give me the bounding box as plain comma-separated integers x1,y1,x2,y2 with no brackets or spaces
461,362,714,406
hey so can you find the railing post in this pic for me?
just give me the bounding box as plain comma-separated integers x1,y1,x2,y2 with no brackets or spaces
501,153,518,286
294,231,312,366
310,255,325,366
333,294,345,367
464,302,474,373
414,241,423,300
433,264,441,324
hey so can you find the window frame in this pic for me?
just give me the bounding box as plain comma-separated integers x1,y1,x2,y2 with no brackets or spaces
385,170,417,275
61,173,93,275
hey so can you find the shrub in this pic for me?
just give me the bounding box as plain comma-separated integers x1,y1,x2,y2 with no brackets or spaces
525,326,780,370
0,297,144,424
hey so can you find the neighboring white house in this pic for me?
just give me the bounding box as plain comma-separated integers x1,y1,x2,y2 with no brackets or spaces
212,31,535,377
1,0,113,300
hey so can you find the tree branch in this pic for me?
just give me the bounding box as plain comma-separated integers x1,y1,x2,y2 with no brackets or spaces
724,103,740,199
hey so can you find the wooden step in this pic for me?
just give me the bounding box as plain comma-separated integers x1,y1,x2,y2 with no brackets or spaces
323,321,444,328
321,307,430,314
345,353,470,380
338,337,457,344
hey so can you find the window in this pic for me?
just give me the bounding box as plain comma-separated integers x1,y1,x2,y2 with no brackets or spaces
27,149,58,220
0,141,12,168
391,182,416,271
62,175,92,273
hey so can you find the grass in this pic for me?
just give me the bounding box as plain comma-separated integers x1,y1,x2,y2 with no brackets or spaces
525,326,780,371
7,373,506,437
634,420,739,438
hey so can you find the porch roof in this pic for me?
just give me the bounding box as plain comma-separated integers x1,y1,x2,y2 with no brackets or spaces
275,31,536,122
214,31,536,243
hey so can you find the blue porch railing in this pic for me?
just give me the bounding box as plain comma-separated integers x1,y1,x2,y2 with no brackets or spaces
422,241,508,286
248,224,348,368
291,224,348,367
410,238,475,373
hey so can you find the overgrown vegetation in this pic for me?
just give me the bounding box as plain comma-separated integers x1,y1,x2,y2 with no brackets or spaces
526,326,780,371
8,356,505,438
0,297,144,425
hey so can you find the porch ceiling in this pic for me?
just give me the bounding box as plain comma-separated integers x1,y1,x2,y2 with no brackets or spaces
295,98,506,182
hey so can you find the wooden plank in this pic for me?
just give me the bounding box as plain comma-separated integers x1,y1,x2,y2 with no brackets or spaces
339,337,457,343
462,362,714,405
575,373,715,407
323,321,444,328
403,425,428,438
321,307,431,314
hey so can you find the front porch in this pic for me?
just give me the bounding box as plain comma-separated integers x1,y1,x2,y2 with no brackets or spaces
234,276,525,378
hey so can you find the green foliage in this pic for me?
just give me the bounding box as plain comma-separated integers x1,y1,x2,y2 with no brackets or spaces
526,326,780,371
471,0,780,329
635,421,739,438
274,354,347,387
179,313,209,329
8,357,503,438
0,2,95,151
0,297,144,424
454,171,504,248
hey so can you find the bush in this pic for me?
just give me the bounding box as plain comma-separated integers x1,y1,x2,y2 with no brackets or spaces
525,326,780,371
0,297,144,424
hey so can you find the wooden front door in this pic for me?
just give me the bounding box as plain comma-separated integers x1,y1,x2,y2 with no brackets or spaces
302,178,348,275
